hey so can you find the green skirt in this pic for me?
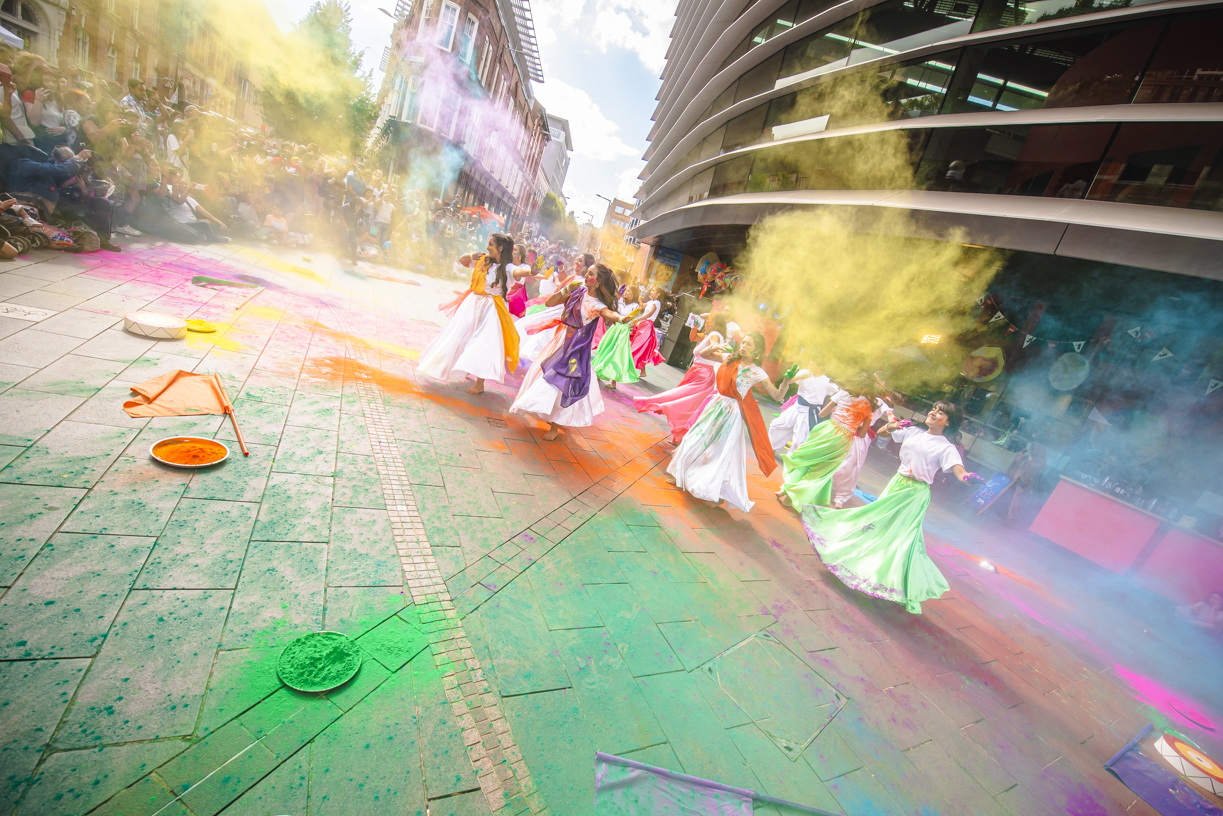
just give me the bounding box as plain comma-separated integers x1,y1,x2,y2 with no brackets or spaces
525,304,547,316
780,420,853,508
592,321,639,383
801,473,949,614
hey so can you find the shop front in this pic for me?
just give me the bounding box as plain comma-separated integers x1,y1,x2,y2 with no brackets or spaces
883,250,1223,607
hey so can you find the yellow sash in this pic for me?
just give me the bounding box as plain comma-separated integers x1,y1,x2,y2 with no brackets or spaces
469,259,520,374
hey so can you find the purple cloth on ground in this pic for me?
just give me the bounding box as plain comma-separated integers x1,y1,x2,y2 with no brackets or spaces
1105,726,1223,816
542,286,598,408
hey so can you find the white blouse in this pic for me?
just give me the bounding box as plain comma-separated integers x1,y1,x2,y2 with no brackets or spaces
892,427,963,484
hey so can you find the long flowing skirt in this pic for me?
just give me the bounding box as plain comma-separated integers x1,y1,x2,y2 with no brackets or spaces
831,435,872,507
592,321,639,383
516,304,564,362
666,394,753,512
780,420,854,508
801,473,949,613
510,326,605,427
634,363,716,443
417,293,506,383
591,317,607,350
768,402,817,455
630,321,665,370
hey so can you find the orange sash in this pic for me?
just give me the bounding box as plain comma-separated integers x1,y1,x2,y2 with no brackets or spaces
439,256,519,373
717,360,777,477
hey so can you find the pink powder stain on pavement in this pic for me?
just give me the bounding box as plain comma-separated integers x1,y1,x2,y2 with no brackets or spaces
1113,663,1219,734
82,263,146,282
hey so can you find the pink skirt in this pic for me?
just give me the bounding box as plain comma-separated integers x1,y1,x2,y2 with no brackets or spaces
506,283,528,317
634,363,717,443
630,321,665,370
591,317,607,350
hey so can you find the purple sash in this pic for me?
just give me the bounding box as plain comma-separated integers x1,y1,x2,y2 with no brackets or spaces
543,287,599,408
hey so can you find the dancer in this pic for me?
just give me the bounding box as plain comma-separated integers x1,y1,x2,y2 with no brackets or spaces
830,385,894,508
505,243,536,318
768,363,836,456
802,402,979,613
629,285,667,378
592,285,643,389
510,263,635,440
634,313,727,443
777,374,879,510
666,332,789,513
417,233,520,395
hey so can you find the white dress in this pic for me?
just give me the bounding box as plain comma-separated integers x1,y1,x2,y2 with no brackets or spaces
510,295,606,427
769,373,836,454
667,363,768,513
417,265,507,383
831,398,893,507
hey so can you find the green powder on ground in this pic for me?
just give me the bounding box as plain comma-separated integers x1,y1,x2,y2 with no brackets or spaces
277,632,362,692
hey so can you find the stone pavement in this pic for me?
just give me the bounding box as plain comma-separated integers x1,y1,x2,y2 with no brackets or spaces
0,238,1219,816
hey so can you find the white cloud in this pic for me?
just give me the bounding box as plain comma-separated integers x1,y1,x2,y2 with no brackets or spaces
531,0,673,76
534,78,638,161
616,162,645,201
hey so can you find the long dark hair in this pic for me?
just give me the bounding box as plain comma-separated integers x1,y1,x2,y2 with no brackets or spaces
513,243,527,265
932,400,963,434
590,263,619,312
732,330,767,365
488,233,513,293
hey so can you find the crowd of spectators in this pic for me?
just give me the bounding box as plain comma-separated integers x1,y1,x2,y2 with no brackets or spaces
0,45,598,286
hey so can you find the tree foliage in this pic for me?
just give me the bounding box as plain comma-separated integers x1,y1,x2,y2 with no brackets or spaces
259,0,376,154
537,192,577,244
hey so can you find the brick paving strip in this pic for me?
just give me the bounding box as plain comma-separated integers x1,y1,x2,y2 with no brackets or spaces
337,315,622,816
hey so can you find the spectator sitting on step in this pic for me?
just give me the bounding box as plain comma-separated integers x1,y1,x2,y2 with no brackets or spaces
1178,592,1223,635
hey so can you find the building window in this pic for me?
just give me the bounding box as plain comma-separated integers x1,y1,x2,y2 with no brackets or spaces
131,0,140,29
106,44,117,79
418,85,441,130
436,1,458,51
416,0,430,41
75,26,90,66
459,14,477,63
1,0,41,52
105,0,115,13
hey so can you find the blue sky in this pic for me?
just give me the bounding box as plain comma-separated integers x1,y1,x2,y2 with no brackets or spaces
266,0,672,229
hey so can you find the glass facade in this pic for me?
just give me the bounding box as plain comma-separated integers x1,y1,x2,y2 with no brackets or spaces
646,121,1223,217
661,7,1223,203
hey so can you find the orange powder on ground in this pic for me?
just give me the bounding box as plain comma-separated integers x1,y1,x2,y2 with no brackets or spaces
154,439,228,466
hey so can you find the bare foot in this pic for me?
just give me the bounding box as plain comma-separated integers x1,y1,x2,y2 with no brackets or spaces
775,491,792,508
541,425,561,441
606,381,617,390
703,499,721,508
665,475,677,485
466,383,484,395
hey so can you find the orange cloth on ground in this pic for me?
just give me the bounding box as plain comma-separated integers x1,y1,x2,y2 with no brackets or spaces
123,370,227,417
439,255,520,374
715,359,777,478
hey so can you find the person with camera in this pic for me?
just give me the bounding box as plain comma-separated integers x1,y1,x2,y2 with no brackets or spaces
6,145,122,251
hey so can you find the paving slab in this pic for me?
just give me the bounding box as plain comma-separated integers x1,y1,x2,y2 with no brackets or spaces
252,473,333,542
56,589,231,748
0,658,90,813
223,539,327,648
0,483,87,584
328,506,401,586
137,498,258,588
0,533,154,659
19,738,188,816
0,419,136,487
61,455,192,536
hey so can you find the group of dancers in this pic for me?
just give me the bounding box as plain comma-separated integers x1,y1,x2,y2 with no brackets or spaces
416,235,979,614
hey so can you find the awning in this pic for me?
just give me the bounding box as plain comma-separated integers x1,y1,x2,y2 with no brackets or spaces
0,26,24,48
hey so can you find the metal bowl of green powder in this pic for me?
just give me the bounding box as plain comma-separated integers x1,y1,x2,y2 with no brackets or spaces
277,631,363,692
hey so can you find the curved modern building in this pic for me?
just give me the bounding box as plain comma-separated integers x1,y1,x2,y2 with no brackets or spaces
632,0,1223,602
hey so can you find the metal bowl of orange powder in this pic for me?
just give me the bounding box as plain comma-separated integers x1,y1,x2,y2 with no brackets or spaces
150,437,230,468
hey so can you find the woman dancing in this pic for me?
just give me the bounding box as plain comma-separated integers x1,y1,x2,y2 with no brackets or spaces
511,264,635,440
667,332,789,513
417,233,520,395
505,243,537,318
634,313,727,443
592,285,643,389
768,364,836,457
777,375,878,510
629,285,667,377
830,381,894,508
803,402,979,613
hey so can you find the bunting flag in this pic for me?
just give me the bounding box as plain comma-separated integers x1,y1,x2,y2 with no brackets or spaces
1128,325,1142,338
976,295,986,305
1152,348,1173,361
1208,379,1223,396
1005,326,1017,336
1023,334,1036,347
990,311,1006,323
1073,341,1085,352
1048,341,1058,349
